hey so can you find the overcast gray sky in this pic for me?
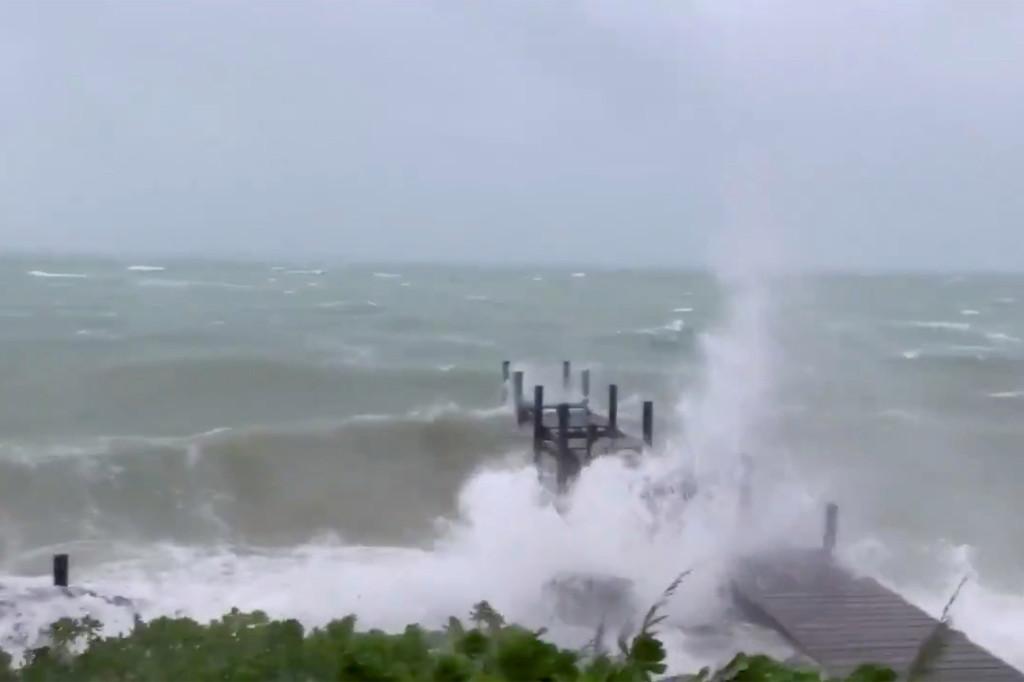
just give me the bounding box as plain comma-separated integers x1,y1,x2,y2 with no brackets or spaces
2,1,1022,269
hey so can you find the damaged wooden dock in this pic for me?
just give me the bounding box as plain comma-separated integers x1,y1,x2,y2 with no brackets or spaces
733,506,1023,680
503,360,651,489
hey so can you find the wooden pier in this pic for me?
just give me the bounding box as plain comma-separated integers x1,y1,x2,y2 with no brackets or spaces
503,361,653,490
733,505,1023,680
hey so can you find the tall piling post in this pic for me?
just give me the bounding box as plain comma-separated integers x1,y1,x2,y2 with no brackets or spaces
562,361,571,390
556,403,572,491
608,384,618,436
513,371,525,425
642,401,654,447
501,361,511,403
532,386,544,462
581,369,591,400
53,553,69,588
824,503,839,556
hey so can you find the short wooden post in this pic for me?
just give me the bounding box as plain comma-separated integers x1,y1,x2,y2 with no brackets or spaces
642,401,654,447
562,361,571,389
532,386,544,461
581,369,591,400
501,361,511,403
824,503,839,555
608,384,618,435
53,553,69,588
513,371,525,424
556,403,571,491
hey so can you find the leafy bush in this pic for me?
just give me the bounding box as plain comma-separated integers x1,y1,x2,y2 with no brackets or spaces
0,603,899,682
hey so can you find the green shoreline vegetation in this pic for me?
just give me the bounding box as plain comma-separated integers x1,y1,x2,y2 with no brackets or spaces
0,602,902,682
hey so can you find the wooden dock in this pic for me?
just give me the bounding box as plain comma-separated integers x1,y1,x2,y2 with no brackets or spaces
733,507,1023,680
503,361,652,490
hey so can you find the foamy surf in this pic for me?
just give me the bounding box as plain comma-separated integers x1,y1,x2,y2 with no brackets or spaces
0,456,793,674
126,265,166,272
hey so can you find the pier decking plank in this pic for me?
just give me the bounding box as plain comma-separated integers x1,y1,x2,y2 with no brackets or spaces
733,549,1022,680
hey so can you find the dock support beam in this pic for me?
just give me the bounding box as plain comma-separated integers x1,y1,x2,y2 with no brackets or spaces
608,384,618,435
513,371,525,425
824,503,839,555
556,403,572,491
642,401,654,447
586,423,597,461
532,386,544,462
562,361,571,389
53,553,69,588
581,369,590,400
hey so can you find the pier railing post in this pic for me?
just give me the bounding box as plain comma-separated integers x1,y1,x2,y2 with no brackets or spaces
581,369,590,400
642,401,654,447
608,384,618,435
824,503,839,556
532,386,544,462
556,403,571,491
562,361,571,390
501,361,511,403
53,553,69,588
513,371,525,425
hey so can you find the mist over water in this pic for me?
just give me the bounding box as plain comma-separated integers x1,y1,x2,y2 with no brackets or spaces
1,255,1023,672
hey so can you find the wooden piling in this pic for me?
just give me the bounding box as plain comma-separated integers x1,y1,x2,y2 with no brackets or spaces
532,386,544,461
608,384,618,435
513,371,525,424
53,553,69,588
581,369,590,399
562,361,571,389
824,503,839,555
586,423,598,461
556,403,571,490
501,361,510,403
642,401,653,447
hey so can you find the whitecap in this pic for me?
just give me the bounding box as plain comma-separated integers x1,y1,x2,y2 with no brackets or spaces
664,319,685,332
673,307,694,313
901,349,921,360
74,329,118,340
373,272,402,279
400,282,412,288
532,276,544,282
571,272,586,278
27,270,88,279
126,265,165,272
989,390,1024,399
286,269,326,276
985,332,1022,344
960,309,981,316
898,321,972,332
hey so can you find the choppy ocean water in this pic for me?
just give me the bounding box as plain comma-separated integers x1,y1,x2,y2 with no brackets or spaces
0,255,1022,672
